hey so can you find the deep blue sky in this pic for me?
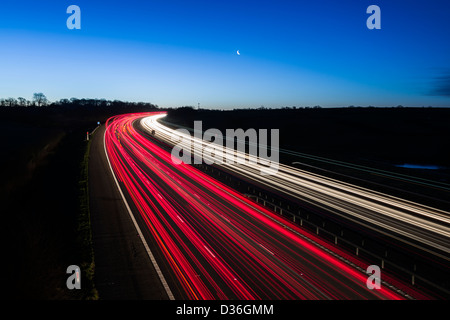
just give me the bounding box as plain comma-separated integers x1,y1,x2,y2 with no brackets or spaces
1,0,449,108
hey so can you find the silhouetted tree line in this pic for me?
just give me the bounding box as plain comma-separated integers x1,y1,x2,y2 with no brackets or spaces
0,93,49,107
0,93,159,110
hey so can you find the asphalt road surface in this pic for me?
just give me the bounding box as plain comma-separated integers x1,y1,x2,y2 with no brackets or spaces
89,124,170,299
97,112,430,300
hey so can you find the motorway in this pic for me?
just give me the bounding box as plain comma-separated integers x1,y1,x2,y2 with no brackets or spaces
102,112,429,300
142,114,450,262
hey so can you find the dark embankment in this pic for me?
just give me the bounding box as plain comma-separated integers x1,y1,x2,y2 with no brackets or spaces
165,107,450,210
165,107,450,167
2,102,158,299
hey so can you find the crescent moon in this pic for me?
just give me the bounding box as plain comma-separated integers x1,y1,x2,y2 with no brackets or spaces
237,50,240,55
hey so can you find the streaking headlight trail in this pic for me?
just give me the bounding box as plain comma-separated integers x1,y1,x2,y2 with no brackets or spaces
104,112,434,300
141,114,450,260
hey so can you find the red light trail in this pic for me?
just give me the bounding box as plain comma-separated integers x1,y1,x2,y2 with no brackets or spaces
103,112,422,300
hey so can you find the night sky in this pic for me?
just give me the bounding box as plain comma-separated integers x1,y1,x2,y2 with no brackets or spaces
1,0,449,108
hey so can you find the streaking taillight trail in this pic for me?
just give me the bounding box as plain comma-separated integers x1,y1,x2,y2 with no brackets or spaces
103,112,423,300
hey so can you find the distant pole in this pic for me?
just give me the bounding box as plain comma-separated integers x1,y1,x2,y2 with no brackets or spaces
87,131,89,141
198,102,200,110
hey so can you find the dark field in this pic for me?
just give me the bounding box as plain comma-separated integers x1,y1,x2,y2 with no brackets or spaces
165,107,450,211
165,107,450,167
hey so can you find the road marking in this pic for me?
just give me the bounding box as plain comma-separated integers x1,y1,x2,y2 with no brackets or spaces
204,245,216,258
103,127,175,300
258,243,275,255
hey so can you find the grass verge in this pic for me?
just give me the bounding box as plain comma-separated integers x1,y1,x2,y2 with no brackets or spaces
77,135,99,300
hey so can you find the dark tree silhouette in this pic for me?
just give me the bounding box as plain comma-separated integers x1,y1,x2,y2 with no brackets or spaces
5,97,17,107
17,97,28,107
33,92,48,107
